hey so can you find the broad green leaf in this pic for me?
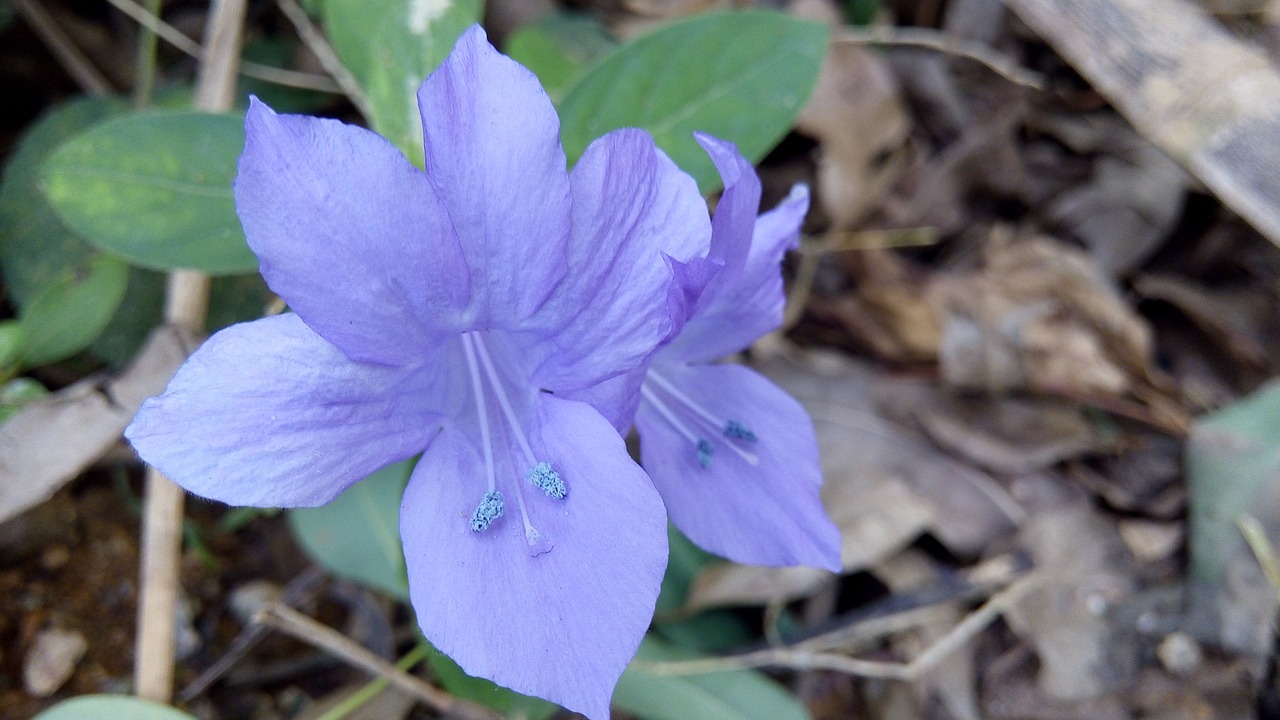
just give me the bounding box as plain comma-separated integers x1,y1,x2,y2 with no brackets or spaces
0,322,24,381
505,13,615,101
288,458,414,599
0,97,128,309
20,254,129,367
1187,380,1280,582
321,0,480,162
42,110,253,274
33,695,197,720
558,11,828,193
615,637,811,720
656,524,714,614
423,642,559,719
656,609,754,654
0,377,49,424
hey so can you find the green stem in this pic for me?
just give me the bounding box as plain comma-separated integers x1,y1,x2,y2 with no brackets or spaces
132,0,163,107
312,642,432,720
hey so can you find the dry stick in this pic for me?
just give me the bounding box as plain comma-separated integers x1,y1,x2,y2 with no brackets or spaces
634,572,1041,681
274,0,373,119
105,0,341,92
133,0,246,702
839,25,1045,90
254,604,502,720
13,0,113,95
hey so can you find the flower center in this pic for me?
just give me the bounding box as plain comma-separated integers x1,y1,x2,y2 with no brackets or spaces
461,332,565,553
641,370,760,469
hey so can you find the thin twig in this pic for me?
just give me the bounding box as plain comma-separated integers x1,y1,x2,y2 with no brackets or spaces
634,572,1040,681
838,26,1045,90
177,568,325,702
274,0,373,118
106,0,342,92
14,0,113,95
254,604,501,720
133,0,244,703
133,0,163,106
312,642,432,720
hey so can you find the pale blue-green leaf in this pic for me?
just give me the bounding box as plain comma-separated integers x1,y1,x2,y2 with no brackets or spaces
505,13,615,102
322,0,480,162
615,637,811,720
287,458,414,599
0,377,49,424
558,11,828,193
423,642,559,720
0,96,128,308
33,695,197,720
1187,380,1280,582
20,254,129,367
41,110,253,274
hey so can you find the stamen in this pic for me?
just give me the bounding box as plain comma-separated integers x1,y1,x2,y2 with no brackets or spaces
470,491,504,532
647,371,725,431
471,334,539,467
642,384,715,469
724,420,758,443
697,439,714,468
461,334,497,494
526,461,566,499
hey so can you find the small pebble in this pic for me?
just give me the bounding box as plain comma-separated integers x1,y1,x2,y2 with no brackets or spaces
1157,631,1202,676
39,545,70,571
23,627,87,697
228,580,282,625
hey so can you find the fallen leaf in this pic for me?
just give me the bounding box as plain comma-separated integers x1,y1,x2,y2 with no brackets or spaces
0,325,193,524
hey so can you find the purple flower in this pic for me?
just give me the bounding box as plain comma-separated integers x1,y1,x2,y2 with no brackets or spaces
632,135,842,571
125,26,714,718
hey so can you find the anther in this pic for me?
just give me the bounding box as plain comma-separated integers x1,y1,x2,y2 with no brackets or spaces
526,461,566,499
697,439,714,468
470,491,505,532
724,421,758,443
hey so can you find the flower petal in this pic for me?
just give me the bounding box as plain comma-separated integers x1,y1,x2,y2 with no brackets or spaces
665,163,810,363
126,314,439,507
417,26,572,326
637,362,840,570
530,129,710,396
236,99,469,366
402,395,668,719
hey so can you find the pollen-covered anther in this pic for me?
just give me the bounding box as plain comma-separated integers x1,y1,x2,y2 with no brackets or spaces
470,490,505,532
526,461,566,499
696,439,714,468
723,421,757,443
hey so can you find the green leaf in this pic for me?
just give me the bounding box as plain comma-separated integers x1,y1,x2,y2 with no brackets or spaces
33,695,198,720
614,637,811,720
423,642,559,719
287,458,414,599
41,110,254,274
656,524,714,614
558,11,828,193
0,322,24,381
321,0,481,162
0,377,50,424
1187,380,1280,582
20,254,129,367
0,96,128,309
505,13,616,101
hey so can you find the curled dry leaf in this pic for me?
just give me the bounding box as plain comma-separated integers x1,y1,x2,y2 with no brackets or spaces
796,34,910,230
0,325,194,524
1005,505,1138,701
929,235,1159,396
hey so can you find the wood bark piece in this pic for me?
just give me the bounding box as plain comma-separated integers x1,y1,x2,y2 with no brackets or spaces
1002,0,1280,246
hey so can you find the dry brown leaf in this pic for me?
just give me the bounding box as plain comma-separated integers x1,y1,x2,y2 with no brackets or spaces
929,235,1158,396
1004,0,1280,248
0,325,194,524
796,36,910,229
1004,505,1137,701
912,394,1101,474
